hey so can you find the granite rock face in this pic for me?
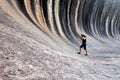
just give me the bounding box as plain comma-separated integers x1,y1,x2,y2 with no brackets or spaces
0,0,120,80
0,30,120,80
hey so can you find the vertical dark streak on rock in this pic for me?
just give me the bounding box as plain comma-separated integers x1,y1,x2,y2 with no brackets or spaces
52,0,60,36
82,0,95,35
59,0,70,39
69,0,79,37
16,0,42,31
41,0,51,30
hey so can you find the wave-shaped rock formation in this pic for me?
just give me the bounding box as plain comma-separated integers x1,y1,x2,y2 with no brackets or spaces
0,0,120,80
18,0,120,40
1,0,120,48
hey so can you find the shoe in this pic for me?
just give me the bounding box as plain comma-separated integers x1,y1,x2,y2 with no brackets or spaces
85,54,88,56
77,52,81,54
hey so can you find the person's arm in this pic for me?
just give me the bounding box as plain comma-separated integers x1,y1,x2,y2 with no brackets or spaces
82,37,86,40
80,36,83,40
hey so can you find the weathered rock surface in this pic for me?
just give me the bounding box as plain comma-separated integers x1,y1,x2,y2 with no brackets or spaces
0,0,120,80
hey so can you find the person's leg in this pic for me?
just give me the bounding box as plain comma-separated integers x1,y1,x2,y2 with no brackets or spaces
85,50,87,54
79,45,83,54
80,48,81,54
84,46,88,56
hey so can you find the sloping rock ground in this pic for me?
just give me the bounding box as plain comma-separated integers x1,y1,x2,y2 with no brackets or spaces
0,28,120,80
0,0,120,80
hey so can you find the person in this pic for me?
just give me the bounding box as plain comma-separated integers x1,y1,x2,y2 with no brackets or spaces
78,34,88,56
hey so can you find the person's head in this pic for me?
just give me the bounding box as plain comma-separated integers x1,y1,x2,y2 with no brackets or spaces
81,34,86,37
